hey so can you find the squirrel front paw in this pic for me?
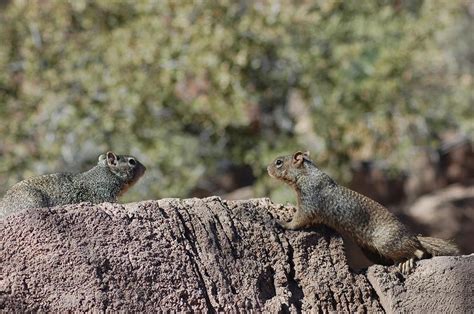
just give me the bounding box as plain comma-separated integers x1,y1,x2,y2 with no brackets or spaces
277,219,304,230
276,219,290,230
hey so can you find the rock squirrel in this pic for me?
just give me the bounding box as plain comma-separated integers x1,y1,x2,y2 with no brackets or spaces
268,151,459,273
0,151,146,218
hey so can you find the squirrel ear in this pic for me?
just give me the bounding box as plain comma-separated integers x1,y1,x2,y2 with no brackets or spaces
106,151,118,166
293,151,305,166
98,154,106,162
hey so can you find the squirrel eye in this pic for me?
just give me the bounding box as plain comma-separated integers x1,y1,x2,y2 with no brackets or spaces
275,159,283,168
128,158,136,166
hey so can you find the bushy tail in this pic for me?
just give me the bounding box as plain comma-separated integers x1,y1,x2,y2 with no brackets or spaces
417,236,460,256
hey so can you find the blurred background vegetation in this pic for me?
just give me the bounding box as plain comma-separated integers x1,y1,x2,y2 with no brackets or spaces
0,0,472,206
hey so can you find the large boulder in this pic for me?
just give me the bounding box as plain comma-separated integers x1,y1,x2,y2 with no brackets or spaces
0,197,472,312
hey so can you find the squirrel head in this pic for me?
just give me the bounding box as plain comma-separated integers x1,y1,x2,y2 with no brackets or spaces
267,151,311,185
98,151,146,194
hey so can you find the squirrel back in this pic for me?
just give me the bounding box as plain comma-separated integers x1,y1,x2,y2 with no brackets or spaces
268,151,459,267
0,151,146,218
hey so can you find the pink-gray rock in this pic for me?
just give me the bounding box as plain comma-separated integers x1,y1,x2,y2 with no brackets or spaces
0,197,472,312
367,254,474,313
0,198,380,312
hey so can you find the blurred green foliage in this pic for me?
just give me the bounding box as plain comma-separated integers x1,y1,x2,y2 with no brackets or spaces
0,0,472,202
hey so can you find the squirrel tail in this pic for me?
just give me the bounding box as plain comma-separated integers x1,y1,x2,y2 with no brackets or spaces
417,236,460,256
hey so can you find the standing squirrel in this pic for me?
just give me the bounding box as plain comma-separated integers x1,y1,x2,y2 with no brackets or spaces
268,151,459,273
0,151,146,218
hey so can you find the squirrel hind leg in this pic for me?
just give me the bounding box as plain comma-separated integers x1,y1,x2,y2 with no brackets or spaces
14,188,48,210
0,187,47,217
359,245,394,266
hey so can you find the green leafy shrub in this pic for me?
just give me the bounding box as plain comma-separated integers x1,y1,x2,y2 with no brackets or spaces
0,0,472,202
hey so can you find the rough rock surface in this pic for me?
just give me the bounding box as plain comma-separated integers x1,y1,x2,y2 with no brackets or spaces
1,197,472,312
0,198,380,312
367,254,474,313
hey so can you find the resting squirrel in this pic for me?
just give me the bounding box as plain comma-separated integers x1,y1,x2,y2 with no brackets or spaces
0,151,146,218
268,151,459,273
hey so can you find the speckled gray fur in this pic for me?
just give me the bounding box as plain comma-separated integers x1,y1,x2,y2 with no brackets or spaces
268,151,459,266
0,152,145,218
